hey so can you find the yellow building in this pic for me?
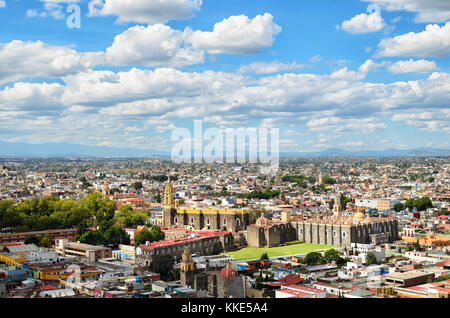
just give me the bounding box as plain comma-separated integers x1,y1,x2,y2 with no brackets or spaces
402,235,450,248
0,253,27,266
162,179,249,232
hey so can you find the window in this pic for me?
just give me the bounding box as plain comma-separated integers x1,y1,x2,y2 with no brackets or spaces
325,230,328,237
333,231,337,237
174,217,178,225
236,218,241,226
190,218,194,225
206,219,210,226
342,232,347,238
223,219,227,225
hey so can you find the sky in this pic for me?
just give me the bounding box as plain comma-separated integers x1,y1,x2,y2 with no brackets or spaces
0,0,449,153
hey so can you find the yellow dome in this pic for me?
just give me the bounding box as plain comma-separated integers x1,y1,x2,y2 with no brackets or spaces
353,211,365,219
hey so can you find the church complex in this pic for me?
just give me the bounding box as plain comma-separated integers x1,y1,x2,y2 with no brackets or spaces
160,179,399,249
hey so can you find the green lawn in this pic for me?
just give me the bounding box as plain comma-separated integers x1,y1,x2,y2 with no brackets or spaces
228,243,341,261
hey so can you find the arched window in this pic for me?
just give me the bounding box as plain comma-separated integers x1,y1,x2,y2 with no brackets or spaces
174,217,178,225
223,219,227,225
206,218,210,226
190,218,194,225
236,218,241,226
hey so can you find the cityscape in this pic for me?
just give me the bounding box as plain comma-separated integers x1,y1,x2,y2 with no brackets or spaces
0,0,449,307
0,157,449,300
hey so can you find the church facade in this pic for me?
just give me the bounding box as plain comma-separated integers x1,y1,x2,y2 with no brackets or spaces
162,178,249,232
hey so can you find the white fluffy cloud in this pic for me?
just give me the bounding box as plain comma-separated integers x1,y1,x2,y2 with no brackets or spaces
0,40,103,83
392,109,450,133
61,68,247,107
377,22,450,58
2,63,450,149
0,1,6,8
388,59,438,74
88,0,202,24
341,4,386,34
105,24,203,68
330,60,382,80
190,13,282,54
363,0,450,23
238,61,305,75
0,82,65,112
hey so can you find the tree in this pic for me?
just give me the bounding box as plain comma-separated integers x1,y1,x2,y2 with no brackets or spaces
249,208,266,224
131,182,143,191
260,253,269,261
39,235,53,248
405,197,432,212
414,240,421,251
394,203,404,212
322,176,337,185
104,226,130,247
305,252,323,266
366,252,378,266
24,235,40,246
78,231,105,246
324,249,341,263
150,225,165,242
134,228,153,247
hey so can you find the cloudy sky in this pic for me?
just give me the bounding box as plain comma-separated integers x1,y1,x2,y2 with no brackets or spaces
0,0,449,153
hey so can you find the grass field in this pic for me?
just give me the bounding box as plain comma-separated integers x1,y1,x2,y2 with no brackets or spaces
228,243,341,261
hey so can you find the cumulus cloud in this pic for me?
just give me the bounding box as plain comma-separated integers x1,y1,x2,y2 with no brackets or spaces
0,82,65,112
0,40,103,83
388,59,438,74
363,0,450,23
61,68,247,107
341,4,386,34
190,13,282,54
377,22,450,58
87,0,202,24
330,59,382,80
105,24,203,68
2,65,450,149
238,61,305,75
392,109,450,133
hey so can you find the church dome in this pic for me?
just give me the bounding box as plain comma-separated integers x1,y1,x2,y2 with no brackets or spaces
353,211,365,219
256,213,269,226
220,262,238,278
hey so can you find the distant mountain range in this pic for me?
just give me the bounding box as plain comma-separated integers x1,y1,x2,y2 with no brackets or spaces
0,140,448,158
287,148,450,157
0,140,168,158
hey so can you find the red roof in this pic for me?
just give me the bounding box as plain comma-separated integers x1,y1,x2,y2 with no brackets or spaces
267,274,303,287
141,230,230,249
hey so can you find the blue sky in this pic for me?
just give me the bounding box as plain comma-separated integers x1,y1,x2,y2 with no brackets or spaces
0,0,449,152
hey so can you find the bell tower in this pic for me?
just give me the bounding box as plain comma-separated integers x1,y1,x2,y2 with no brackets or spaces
163,177,176,228
333,194,342,217
164,177,175,207
180,248,195,287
